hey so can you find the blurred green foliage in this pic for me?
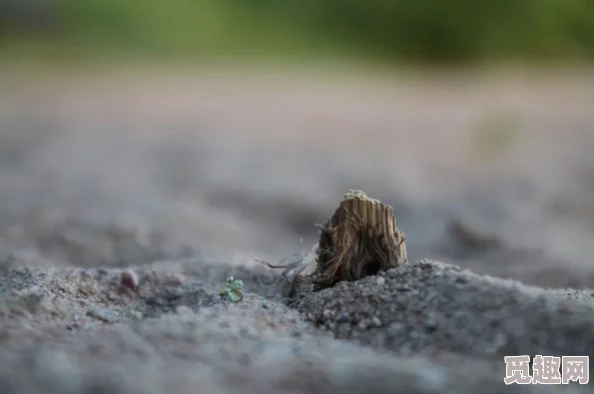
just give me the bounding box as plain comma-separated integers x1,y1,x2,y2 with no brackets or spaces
1,0,594,63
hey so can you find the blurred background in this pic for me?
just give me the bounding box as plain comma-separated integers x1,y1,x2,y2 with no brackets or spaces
1,0,594,63
1,0,594,289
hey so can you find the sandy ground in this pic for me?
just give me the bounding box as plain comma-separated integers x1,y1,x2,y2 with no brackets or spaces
1,66,594,393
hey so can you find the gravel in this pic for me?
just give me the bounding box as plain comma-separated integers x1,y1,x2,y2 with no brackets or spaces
292,259,594,360
0,258,592,394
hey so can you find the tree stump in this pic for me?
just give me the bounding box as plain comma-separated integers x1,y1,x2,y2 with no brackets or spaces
306,190,408,290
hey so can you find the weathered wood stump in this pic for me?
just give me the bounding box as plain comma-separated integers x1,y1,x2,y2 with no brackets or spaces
307,190,408,290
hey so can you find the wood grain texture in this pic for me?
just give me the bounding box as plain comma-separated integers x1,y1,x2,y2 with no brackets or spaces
306,190,407,290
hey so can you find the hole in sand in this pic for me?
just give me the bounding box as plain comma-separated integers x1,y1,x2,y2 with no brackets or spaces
362,260,381,277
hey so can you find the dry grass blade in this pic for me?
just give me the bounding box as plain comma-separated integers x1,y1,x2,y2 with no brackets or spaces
254,244,314,297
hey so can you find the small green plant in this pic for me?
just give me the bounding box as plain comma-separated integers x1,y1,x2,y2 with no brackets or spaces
219,277,244,303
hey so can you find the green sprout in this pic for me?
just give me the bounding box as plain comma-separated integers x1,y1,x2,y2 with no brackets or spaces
219,276,244,303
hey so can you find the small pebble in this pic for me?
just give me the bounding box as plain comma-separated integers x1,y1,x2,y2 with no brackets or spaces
121,269,139,290
376,277,386,286
128,309,144,320
336,312,350,323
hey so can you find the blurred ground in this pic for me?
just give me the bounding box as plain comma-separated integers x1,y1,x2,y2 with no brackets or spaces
1,66,594,288
2,66,594,393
